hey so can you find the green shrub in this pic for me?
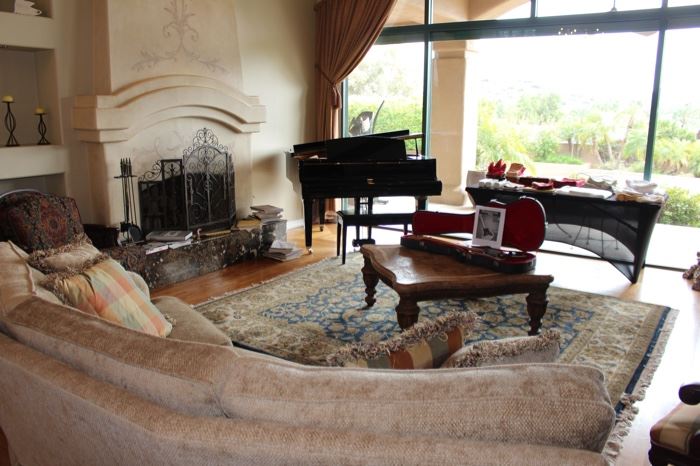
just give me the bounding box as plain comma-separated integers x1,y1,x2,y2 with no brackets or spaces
533,152,584,165
528,131,560,161
347,101,422,135
660,186,700,227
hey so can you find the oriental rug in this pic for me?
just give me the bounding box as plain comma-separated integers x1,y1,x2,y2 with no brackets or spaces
195,253,676,417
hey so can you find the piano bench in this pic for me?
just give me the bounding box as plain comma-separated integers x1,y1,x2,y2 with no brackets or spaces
336,210,414,265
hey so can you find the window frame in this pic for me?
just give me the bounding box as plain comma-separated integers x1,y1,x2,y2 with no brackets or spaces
344,0,700,180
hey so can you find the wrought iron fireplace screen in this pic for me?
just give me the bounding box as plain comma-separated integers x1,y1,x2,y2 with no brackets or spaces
138,128,235,235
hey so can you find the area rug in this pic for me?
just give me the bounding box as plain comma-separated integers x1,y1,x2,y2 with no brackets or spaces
197,253,675,410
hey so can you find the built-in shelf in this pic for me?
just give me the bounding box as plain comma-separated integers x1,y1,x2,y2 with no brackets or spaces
0,1,60,156
0,144,68,180
0,1,63,195
0,12,55,50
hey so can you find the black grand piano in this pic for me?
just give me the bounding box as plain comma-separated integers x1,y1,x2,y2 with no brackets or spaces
291,130,442,250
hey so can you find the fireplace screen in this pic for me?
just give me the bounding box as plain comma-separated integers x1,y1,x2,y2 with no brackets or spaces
138,128,235,235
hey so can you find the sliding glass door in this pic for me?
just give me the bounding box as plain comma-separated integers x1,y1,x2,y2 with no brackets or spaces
344,0,700,269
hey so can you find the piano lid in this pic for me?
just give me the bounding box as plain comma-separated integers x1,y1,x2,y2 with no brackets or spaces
292,129,411,161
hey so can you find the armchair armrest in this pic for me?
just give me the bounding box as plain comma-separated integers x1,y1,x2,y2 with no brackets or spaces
679,383,700,405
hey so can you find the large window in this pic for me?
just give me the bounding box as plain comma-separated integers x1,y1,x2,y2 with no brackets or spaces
346,42,424,137
467,31,658,182
345,0,700,269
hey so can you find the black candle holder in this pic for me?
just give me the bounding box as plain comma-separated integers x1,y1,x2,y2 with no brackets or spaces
36,113,50,145
4,102,19,147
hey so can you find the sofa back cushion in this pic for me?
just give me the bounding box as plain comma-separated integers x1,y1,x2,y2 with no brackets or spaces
0,333,610,466
218,357,615,453
0,241,61,317
2,296,238,417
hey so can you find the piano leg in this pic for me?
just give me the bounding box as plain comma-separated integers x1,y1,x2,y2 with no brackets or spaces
303,197,314,252
319,198,325,231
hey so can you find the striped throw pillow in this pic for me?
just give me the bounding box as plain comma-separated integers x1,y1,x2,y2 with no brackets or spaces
327,311,477,369
45,258,172,337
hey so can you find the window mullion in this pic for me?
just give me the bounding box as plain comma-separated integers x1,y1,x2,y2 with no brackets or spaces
644,19,668,181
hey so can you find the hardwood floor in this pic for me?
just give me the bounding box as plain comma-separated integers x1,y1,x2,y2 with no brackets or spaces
153,224,700,465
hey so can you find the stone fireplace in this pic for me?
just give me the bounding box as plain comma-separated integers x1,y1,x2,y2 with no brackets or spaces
72,0,266,227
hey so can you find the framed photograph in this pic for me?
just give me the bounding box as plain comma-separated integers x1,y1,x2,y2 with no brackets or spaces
472,205,506,248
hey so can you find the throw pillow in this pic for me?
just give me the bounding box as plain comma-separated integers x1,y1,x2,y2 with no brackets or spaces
440,329,561,368
5,194,85,252
27,234,104,274
0,190,43,242
43,257,172,338
326,311,477,369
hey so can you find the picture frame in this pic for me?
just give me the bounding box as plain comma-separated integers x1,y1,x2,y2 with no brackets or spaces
472,205,506,248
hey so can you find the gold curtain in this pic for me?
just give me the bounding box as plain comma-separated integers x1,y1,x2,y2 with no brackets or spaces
314,0,397,219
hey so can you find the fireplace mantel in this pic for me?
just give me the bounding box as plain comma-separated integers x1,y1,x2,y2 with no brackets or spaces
73,75,266,143
71,73,267,226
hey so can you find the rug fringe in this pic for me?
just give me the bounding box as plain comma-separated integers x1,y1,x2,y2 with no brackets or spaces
602,307,678,464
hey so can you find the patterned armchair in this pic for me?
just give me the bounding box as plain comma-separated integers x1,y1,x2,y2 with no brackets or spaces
649,383,700,465
0,189,118,252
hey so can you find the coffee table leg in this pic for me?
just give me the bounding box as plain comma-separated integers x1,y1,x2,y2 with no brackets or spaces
525,288,549,336
361,255,379,307
396,297,420,330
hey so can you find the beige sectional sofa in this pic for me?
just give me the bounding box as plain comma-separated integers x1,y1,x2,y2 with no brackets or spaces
0,240,617,465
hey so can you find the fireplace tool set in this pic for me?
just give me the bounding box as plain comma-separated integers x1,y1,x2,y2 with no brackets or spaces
115,158,143,243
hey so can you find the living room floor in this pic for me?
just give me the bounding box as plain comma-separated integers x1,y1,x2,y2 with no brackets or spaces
152,223,700,466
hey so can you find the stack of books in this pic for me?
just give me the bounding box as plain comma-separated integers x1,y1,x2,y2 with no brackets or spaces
143,230,193,255
145,230,193,242
232,217,262,230
251,205,284,224
262,240,303,262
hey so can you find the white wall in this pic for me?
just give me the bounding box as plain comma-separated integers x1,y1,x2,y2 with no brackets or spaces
0,0,95,217
0,0,316,226
235,0,316,224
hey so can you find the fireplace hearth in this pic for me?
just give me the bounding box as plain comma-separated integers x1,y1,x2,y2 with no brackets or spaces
138,128,235,235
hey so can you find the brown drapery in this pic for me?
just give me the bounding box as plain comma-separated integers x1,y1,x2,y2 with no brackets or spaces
314,0,397,219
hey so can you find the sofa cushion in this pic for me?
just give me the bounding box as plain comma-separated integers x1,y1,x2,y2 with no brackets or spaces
0,332,610,466
0,241,61,316
43,258,172,337
2,296,238,417
219,357,615,453
2,296,615,455
153,296,232,347
326,311,476,369
3,193,85,252
441,329,561,368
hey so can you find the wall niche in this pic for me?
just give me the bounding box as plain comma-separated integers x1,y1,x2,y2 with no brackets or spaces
0,46,59,147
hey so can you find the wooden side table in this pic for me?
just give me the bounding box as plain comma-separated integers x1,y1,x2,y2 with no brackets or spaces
360,244,554,333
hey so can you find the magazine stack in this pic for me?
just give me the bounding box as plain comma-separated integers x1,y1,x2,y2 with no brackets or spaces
144,230,193,254
262,240,303,262
251,205,284,224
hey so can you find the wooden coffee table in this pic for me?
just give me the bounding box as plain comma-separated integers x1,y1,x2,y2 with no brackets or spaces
360,244,554,334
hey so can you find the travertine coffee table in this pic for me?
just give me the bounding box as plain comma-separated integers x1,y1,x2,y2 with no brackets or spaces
360,244,554,334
